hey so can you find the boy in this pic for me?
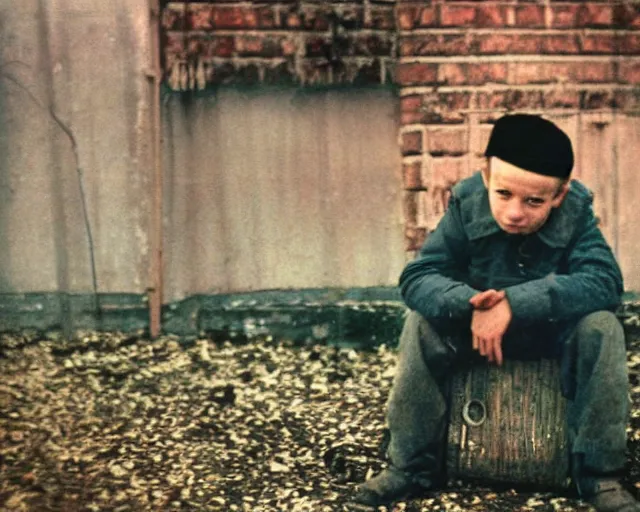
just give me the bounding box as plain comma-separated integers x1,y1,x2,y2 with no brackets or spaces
352,114,639,512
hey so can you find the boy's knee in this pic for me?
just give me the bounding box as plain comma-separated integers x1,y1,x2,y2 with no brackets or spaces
573,311,625,359
575,311,622,339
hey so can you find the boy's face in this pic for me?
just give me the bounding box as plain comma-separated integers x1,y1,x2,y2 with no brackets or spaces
482,157,569,235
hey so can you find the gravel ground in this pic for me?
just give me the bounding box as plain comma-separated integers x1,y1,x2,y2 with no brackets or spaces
1,328,640,512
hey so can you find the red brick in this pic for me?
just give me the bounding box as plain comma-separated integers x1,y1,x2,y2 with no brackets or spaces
164,32,185,57
284,10,302,29
402,131,423,156
551,5,580,29
478,34,514,54
478,34,583,56
401,35,469,57
401,111,422,125
581,90,615,110
619,34,640,55
576,4,613,27
395,63,438,86
437,63,466,86
281,38,297,58
515,5,546,28
427,128,468,156
576,62,615,83
211,7,258,29
431,158,464,189
185,36,202,57
543,89,581,110
510,63,552,85
397,6,437,30
614,5,640,29
401,95,423,114
619,62,640,84
440,5,477,27
397,6,418,30
544,34,581,54
404,191,420,227
235,36,264,56
467,63,508,85
471,125,493,155
580,34,615,54
399,39,417,58
401,92,472,125
510,62,613,86
418,189,449,229
476,90,508,111
256,6,278,28
613,90,640,112
188,4,214,30
477,90,544,111
551,4,613,29
235,36,286,58
403,162,424,190
476,5,508,28
442,91,472,108
478,34,544,54
417,6,438,28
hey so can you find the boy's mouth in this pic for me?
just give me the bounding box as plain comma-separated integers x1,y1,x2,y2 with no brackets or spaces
504,223,525,233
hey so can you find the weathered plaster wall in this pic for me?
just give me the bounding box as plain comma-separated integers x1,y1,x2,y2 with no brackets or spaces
0,0,154,294
162,88,405,300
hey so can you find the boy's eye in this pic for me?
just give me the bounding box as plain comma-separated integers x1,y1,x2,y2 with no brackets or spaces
526,197,544,206
496,189,511,198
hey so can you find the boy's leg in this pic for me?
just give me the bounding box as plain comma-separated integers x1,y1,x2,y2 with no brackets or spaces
352,311,465,507
563,310,639,511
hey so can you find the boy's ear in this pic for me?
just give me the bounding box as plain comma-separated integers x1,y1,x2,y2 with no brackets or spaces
551,181,570,208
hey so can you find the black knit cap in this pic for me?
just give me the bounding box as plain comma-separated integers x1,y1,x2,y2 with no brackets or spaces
484,114,574,179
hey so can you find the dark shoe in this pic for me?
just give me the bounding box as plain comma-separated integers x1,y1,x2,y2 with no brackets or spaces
578,477,640,512
349,466,440,509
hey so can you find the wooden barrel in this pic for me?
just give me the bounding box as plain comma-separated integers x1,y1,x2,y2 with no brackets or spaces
446,359,570,488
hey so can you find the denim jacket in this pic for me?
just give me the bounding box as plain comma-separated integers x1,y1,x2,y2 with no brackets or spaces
399,172,623,349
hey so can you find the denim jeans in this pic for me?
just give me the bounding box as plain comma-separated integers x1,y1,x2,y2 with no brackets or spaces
385,310,629,475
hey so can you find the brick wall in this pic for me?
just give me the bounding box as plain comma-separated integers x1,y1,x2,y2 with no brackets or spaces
398,1,640,251
160,1,640,254
161,1,397,88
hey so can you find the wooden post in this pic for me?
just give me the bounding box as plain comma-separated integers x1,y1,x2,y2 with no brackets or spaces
147,0,163,338
447,359,570,489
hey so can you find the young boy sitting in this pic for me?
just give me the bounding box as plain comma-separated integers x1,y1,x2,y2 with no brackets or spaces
352,114,639,512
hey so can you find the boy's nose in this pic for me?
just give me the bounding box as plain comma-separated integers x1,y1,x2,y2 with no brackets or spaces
505,203,525,222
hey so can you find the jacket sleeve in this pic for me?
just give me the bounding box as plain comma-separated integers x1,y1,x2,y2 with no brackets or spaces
504,203,624,325
399,195,479,321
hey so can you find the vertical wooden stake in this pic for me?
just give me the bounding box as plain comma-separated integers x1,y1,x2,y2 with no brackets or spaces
148,0,163,338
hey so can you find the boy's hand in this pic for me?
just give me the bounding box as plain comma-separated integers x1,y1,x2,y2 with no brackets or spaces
470,293,512,366
469,289,506,310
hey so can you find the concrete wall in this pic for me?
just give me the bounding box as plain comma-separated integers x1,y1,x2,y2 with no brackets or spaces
162,87,405,300
0,0,153,294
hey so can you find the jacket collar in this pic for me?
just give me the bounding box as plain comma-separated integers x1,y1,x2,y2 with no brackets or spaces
464,181,585,248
